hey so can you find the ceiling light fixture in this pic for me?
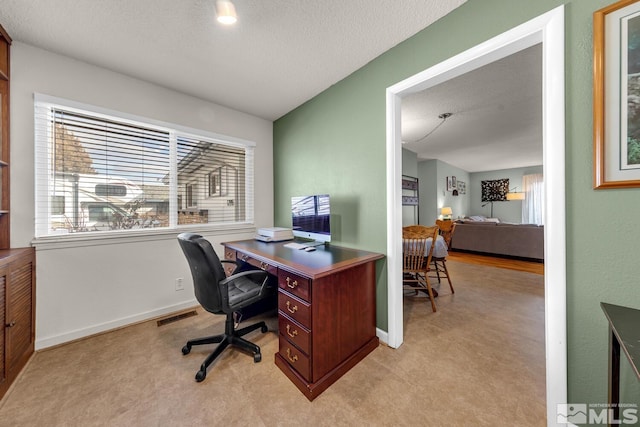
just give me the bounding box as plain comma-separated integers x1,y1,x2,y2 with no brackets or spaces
216,0,237,25
413,112,453,143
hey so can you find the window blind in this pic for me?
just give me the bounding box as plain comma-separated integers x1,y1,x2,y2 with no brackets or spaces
34,96,254,237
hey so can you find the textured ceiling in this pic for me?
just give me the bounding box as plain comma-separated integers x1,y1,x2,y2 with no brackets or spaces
0,0,539,173
0,0,467,121
401,44,543,173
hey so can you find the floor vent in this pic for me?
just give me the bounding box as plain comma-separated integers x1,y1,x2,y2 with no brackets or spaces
156,310,198,327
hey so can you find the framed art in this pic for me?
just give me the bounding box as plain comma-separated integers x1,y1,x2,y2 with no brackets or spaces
594,0,640,188
457,181,466,194
446,176,453,191
481,178,509,202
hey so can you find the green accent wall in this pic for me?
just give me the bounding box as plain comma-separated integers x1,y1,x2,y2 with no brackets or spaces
274,0,640,406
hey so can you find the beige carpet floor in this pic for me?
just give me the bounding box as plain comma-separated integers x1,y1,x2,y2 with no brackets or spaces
0,260,546,427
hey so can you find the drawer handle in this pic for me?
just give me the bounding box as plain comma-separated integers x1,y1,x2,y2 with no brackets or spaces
286,348,298,363
286,277,298,289
241,255,249,261
286,301,298,314
286,324,298,338
5,321,15,328
260,262,268,270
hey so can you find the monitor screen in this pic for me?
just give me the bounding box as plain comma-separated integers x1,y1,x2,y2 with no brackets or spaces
291,194,331,243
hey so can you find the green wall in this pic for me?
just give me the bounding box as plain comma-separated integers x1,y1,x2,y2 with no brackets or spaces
274,0,640,406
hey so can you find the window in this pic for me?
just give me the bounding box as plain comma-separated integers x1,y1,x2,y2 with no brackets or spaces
35,95,255,237
522,173,544,225
51,196,65,215
185,183,196,208
208,169,221,197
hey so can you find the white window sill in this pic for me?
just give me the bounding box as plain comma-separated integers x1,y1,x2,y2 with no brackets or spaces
31,223,257,250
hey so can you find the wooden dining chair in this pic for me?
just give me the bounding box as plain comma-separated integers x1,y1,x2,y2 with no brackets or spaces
402,225,439,312
433,220,455,295
435,219,455,248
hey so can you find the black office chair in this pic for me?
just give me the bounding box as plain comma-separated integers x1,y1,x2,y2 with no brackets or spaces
177,232,275,382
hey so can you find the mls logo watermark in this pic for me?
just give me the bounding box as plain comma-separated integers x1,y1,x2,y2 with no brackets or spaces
557,403,638,425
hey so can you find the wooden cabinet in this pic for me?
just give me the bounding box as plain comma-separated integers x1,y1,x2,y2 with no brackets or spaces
0,24,35,401
223,239,383,401
0,24,10,249
0,248,36,399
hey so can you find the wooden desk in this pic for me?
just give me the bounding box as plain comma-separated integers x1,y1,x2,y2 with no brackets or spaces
222,239,384,401
601,302,640,424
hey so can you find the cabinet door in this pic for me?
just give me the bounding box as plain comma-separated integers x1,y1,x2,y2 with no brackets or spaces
6,261,34,373
0,269,7,395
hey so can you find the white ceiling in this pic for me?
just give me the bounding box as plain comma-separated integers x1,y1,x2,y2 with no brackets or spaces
0,0,466,121
401,44,543,173
0,0,540,173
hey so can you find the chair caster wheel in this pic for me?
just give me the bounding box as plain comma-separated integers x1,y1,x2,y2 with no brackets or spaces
182,345,191,355
261,325,268,333
254,353,262,363
195,370,206,382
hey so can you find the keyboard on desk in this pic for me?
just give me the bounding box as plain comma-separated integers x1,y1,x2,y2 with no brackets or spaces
283,242,308,250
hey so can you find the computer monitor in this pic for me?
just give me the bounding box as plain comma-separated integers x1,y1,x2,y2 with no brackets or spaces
291,194,331,244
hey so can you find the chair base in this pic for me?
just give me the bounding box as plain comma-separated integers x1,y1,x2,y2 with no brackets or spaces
182,313,268,382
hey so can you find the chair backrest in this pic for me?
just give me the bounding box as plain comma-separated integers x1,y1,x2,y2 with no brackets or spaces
435,219,456,248
402,225,439,273
177,232,227,314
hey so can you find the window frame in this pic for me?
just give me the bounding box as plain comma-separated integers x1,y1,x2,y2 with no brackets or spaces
33,94,256,246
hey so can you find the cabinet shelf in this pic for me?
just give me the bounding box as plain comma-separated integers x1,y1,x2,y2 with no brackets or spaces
402,175,419,223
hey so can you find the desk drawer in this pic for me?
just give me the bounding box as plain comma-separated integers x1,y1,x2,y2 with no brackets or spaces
278,270,310,302
223,249,237,276
236,252,278,276
278,316,311,354
278,335,311,381
278,291,311,328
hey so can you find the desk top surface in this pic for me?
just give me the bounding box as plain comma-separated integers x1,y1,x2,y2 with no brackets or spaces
223,239,384,279
601,302,640,380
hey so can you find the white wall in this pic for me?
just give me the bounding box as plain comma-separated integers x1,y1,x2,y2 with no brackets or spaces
417,159,469,224
11,43,274,349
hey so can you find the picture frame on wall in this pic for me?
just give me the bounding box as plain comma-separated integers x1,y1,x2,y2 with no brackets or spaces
594,0,640,188
446,176,453,191
458,181,466,194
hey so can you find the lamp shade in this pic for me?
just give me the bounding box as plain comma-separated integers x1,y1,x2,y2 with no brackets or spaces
506,192,525,201
216,0,237,24
441,207,453,216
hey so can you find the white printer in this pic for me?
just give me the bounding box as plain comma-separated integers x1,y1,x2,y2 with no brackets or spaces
255,227,294,242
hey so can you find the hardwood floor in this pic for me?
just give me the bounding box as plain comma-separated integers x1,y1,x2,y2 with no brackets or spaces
447,250,544,275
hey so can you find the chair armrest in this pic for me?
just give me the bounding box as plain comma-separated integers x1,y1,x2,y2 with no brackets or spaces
221,259,241,267
220,269,272,295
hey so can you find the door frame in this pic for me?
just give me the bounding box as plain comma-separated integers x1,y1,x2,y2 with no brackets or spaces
384,6,566,423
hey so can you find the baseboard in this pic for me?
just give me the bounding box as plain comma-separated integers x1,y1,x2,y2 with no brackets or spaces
37,306,391,351
35,299,198,350
376,327,389,345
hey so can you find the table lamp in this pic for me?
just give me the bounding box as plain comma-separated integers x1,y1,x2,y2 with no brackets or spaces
441,207,453,220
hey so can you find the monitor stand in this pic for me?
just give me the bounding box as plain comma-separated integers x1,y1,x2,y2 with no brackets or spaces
293,238,326,248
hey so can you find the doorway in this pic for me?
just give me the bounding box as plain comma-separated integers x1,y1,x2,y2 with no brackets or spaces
384,6,566,424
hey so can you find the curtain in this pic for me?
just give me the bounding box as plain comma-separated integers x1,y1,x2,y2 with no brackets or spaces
522,173,544,225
